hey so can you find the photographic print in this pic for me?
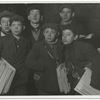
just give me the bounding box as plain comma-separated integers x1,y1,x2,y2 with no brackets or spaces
0,1,100,97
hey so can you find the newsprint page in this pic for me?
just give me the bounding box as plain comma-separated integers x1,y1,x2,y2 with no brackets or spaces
0,0,100,100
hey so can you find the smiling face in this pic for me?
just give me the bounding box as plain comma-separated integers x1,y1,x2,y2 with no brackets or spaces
28,9,41,24
60,8,73,22
0,17,10,33
62,29,76,45
10,21,23,36
43,28,57,43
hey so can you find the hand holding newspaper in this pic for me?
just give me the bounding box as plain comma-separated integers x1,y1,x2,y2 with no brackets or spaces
0,58,16,94
74,67,100,95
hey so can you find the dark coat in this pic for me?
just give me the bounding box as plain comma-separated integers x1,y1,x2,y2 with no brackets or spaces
0,34,30,71
23,24,44,48
26,40,63,93
59,20,86,35
23,24,44,94
64,40,100,90
0,34,31,94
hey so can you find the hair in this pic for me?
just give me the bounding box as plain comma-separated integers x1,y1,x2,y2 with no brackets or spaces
59,4,75,13
27,5,43,15
10,14,24,25
61,25,79,36
42,23,59,33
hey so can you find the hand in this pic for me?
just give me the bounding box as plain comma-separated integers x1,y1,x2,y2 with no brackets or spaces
85,33,93,39
33,73,40,81
59,63,65,69
85,63,92,70
72,72,80,80
97,48,100,54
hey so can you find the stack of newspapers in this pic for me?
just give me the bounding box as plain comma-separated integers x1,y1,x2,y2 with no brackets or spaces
56,64,70,94
74,67,100,95
0,58,16,94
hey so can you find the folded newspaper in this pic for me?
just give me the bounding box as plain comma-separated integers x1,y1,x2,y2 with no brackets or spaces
74,67,100,95
0,58,16,94
56,64,70,94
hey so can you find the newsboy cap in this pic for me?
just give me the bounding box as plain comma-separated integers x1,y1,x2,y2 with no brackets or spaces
58,4,75,13
27,5,43,15
0,10,14,20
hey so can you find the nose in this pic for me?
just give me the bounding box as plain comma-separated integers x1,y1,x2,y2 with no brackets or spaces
34,14,38,18
63,12,68,17
5,21,10,26
48,32,52,37
14,25,19,29
62,36,67,40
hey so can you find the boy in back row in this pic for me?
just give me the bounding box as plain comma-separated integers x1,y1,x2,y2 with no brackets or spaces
25,5,44,94
0,10,14,37
0,14,30,95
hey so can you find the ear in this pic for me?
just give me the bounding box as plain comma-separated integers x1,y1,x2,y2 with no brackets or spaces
74,35,78,40
28,15,30,21
40,16,43,21
23,25,25,30
72,12,75,18
59,12,62,17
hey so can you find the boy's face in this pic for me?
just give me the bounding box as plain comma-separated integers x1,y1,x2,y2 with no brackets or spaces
62,29,75,45
43,28,57,43
0,17,10,33
28,9,41,24
10,21,23,36
60,8,73,22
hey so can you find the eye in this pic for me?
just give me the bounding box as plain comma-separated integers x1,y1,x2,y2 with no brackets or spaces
45,30,49,34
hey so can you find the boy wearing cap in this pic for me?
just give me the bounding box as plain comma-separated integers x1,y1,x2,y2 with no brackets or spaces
0,10,14,37
61,26,100,94
26,23,63,95
58,4,89,39
0,14,30,95
25,5,44,95
25,5,44,48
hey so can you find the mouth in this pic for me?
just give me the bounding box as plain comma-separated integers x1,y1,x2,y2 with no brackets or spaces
63,17,69,20
33,18,38,20
47,38,51,40
5,27,9,30
14,31,19,33
62,39,68,43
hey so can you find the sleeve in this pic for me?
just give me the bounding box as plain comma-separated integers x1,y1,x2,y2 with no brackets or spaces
83,43,100,89
25,44,45,72
0,38,3,58
83,43,100,70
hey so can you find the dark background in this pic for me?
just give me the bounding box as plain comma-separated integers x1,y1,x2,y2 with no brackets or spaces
0,3,100,36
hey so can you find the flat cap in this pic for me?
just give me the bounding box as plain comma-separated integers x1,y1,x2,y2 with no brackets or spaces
0,10,14,19
59,4,75,12
27,5,43,15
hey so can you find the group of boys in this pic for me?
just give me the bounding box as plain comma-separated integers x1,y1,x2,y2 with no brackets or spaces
0,4,98,95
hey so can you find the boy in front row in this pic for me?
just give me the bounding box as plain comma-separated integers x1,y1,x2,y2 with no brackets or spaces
61,26,100,94
26,23,63,95
0,14,30,95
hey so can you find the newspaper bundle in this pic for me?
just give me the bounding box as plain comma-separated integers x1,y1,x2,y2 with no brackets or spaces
56,64,70,94
74,67,100,95
0,58,16,94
